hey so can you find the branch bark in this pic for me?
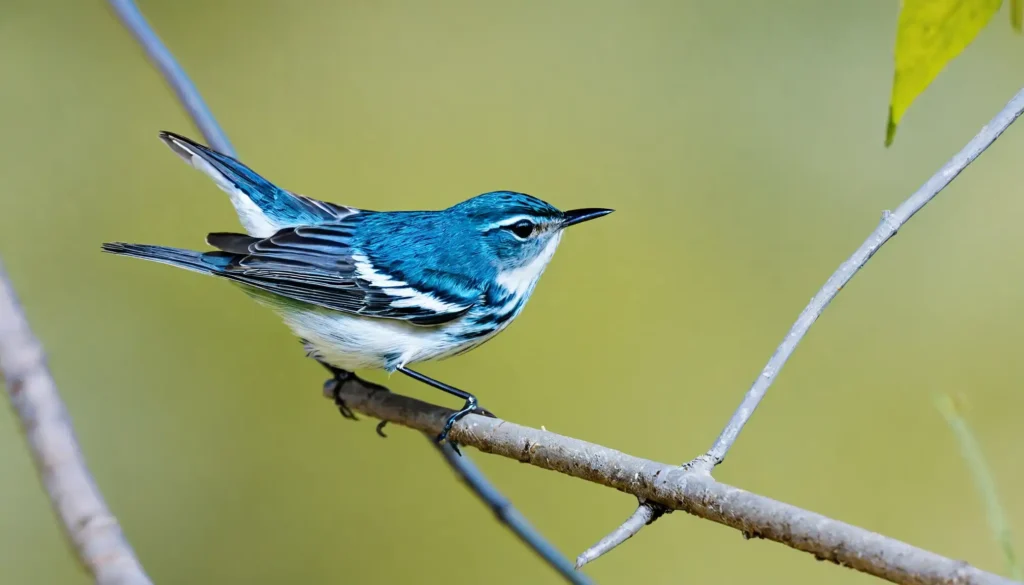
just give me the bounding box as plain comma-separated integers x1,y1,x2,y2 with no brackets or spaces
579,86,1024,566
331,374,1021,585
0,261,153,585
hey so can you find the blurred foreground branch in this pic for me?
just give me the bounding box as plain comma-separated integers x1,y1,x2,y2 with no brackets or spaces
0,261,153,585
937,396,1021,580
332,374,1020,585
580,86,1024,566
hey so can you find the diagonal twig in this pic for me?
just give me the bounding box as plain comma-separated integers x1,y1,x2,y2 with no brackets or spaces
107,2,589,583
577,86,1024,567
0,260,153,585
433,440,590,583
333,374,1023,585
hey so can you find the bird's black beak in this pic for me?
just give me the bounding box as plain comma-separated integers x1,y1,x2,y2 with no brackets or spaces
560,208,614,228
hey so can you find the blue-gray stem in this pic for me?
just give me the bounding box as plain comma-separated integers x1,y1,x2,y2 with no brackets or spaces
578,85,1024,567
108,1,587,582
434,440,592,584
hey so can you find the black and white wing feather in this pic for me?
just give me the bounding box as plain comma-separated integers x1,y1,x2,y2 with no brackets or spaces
206,224,479,325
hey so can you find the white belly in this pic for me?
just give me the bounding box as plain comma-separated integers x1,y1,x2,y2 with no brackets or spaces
279,306,459,371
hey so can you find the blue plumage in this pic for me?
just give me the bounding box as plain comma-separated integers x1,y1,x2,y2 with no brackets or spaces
102,132,612,442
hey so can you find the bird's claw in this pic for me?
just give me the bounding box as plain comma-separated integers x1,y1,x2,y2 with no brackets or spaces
434,397,496,455
474,406,497,419
323,376,359,420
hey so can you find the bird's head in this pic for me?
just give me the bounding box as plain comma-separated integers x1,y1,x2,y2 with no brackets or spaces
451,191,613,296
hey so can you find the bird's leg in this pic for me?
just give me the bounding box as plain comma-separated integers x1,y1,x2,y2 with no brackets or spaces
396,366,495,454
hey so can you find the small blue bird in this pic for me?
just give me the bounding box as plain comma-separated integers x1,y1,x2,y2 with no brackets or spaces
103,132,612,445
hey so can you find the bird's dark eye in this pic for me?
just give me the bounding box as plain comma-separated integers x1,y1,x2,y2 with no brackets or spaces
507,220,536,239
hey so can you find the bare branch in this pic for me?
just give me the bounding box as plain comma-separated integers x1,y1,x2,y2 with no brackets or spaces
107,1,586,581
581,85,1024,565
332,374,1022,585
0,261,153,585
704,87,1024,469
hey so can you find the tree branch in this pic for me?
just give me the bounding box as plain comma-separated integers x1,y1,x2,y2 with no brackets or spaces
108,1,587,582
578,85,1024,566
331,374,1021,585
0,261,153,585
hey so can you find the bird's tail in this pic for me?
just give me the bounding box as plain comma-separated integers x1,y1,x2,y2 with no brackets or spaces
100,242,229,275
157,131,350,237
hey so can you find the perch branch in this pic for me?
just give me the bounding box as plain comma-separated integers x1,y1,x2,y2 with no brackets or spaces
332,374,1021,585
578,85,1024,566
108,1,586,582
0,261,153,585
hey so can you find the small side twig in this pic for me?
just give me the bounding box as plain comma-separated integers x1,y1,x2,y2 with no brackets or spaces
0,261,153,585
577,85,1024,567
574,502,662,569
334,375,1021,585
108,2,586,582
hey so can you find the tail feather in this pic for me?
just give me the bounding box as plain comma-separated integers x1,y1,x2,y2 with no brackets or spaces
158,131,356,237
101,243,230,275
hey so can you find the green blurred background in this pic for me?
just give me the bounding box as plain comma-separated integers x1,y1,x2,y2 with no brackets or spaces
2,1,1024,583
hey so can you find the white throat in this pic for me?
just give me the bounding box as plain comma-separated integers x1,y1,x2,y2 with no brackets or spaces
494,232,563,298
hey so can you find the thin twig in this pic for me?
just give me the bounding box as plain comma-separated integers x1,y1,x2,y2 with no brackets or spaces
332,375,1022,585
433,439,592,584
0,261,153,585
577,85,1024,567
107,2,587,582
936,395,1021,580
574,504,662,569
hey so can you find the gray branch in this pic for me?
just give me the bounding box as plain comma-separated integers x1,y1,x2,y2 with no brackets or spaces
332,374,1021,585
0,260,153,585
578,86,1024,566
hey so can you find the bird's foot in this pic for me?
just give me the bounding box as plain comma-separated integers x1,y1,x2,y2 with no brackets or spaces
319,365,391,437
435,397,496,455
321,372,359,420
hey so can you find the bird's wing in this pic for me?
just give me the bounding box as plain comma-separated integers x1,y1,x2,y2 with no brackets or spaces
207,224,479,326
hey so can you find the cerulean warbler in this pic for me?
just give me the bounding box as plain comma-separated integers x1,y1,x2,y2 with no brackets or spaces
103,132,612,444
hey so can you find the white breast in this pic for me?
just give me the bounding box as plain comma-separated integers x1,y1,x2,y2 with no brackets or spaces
278,306,457,371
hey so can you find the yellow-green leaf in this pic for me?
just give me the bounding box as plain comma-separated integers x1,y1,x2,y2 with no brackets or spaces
1012,0,1022,32
886,0,1002,146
